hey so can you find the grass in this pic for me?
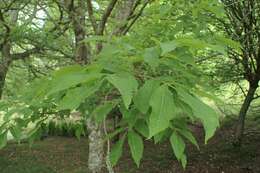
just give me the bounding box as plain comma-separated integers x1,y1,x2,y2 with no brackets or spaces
0,116,260,173
0,137,89,173
0,157,54,173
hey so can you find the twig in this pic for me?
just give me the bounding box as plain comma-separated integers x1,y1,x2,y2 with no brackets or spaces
236,81,247,97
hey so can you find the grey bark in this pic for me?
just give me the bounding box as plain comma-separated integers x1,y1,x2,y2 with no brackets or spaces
87,119,104,173
86,1,137,172
72,1,104,172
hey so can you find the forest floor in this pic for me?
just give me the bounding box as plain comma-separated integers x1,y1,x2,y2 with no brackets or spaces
0,116,260,173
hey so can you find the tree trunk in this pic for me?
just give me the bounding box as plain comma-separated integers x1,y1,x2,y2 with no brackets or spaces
0,64,9,100
0,43,12,99
87,119,104,173
63,1,142,172
64,0,90,64
235,83,258,145
0,63,9,99
72,0,90,64
63,1,104,172
86,1,136,171
71,1,104,172
0,9,18,99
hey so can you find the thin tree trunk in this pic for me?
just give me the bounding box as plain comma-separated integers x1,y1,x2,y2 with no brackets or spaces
235,84,258,145
72,0,104,171
72,0,90,64
87,119,104,173
63,1,104,172
0,62,10,99
0,42,13,99
63,0,144,172
0,9,19,99
86,1,136,172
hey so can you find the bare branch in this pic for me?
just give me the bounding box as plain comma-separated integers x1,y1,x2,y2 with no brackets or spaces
11,47,42,60
195,53,223,64
236,81,247,97
98,0,118,35
128,0,142,19
122,0,151,35
86,0,98,34
253,94,260,100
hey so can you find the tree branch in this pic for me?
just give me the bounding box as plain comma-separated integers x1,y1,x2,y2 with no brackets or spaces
236,81,247,97
98,0,118,35
253,94,260,100
0,10,11,43
11,47,42,60
122,0,151,35
128,0,142,19
86,0,98,34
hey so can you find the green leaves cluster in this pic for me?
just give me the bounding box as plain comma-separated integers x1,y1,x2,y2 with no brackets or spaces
0,37,220,168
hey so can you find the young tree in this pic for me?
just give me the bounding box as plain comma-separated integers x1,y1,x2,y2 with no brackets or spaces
190,0,260,145
0,1,221,173
218,0,260,145
56,0,152,172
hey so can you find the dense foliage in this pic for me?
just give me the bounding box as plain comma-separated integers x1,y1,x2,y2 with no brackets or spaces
1,0,259,172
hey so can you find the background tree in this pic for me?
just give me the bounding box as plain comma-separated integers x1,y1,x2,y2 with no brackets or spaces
0,0,73,99
216,0,260,145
